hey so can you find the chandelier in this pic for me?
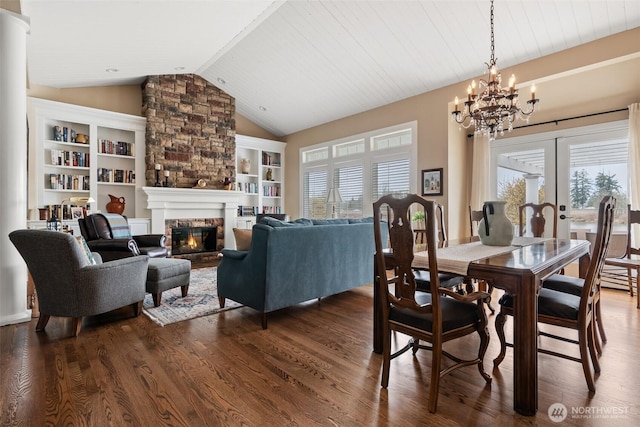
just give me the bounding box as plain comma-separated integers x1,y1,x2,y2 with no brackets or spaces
451,0,539,140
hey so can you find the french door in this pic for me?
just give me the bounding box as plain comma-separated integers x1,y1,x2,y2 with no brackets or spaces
491,121,629,239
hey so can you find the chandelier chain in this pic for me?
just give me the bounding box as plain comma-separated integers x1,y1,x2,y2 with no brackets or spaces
489,0,495,66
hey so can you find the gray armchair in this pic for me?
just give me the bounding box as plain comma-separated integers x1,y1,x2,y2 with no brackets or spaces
9,229,149,337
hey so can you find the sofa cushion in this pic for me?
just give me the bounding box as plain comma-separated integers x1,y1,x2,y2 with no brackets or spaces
311,218,350,225
348,217,374,224
260,217,313,227
233,228,253,251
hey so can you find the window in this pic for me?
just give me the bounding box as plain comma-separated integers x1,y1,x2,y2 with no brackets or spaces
300,122,417,219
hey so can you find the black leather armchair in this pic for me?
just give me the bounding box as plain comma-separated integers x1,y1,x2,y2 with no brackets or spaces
79,213,168,261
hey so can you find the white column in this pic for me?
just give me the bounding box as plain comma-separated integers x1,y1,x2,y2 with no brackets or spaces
523,173,541,238
0,10,31,326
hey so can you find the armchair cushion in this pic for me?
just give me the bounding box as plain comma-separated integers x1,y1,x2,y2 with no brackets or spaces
233,228,253,251
74,235,96,265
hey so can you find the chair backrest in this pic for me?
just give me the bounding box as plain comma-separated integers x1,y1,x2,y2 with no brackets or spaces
580,196,616,311
469,206,483,236
79,213,132,241
518,202,558,238
9,229,90,314
79,213,115,240
412,202,447,244
373,194,440,316
626,205,640,258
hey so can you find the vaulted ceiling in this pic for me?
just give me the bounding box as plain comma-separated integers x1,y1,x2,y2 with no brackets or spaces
20,0,640,137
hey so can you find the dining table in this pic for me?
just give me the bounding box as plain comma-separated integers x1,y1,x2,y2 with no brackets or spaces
372,236,591,416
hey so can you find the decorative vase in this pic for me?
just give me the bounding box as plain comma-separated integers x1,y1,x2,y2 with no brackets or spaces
240,158,251,174
265,168,273,181
478,201,514,246
106,194,126,215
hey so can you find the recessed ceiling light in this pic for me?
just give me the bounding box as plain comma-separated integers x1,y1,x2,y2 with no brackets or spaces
105,68,119,73
259,106,267,112
175,66,185,71
217,77,226,85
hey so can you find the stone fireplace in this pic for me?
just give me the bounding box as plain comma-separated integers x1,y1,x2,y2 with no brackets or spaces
143,187,243,255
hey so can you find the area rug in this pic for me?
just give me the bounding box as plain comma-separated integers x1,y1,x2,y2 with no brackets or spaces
142,266,242,326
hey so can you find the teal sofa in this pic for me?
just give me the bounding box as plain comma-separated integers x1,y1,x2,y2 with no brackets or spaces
217,217,382,328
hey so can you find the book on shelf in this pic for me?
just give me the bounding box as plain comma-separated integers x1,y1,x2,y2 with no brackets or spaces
48,173,90,190
99,139,133,156
237,205,258,216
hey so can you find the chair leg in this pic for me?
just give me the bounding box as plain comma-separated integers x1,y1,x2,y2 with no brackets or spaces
133,301,143,317
152,293,162,307
35,314,50,332
71,317,82,337
595,297,607,346
587,321,601,374
181,284,189,297
628,266,634,297
493,311,508,368
427,338,442,413
579,323,596,393
381,327,391,388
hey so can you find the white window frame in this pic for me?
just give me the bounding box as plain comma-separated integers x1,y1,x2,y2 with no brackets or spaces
299,121,418,218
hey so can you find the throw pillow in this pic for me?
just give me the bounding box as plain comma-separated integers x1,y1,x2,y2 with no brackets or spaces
75,235,97,265
233,228,253,251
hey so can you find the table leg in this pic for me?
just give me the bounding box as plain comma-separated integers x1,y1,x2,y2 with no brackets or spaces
512,274,538,416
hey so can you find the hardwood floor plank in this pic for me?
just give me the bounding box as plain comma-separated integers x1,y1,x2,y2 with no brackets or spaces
2,286,639,426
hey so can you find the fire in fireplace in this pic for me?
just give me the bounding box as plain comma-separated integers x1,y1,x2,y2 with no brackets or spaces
171,226,218,255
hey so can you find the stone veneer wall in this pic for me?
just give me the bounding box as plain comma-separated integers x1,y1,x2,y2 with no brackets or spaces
142,74,236,188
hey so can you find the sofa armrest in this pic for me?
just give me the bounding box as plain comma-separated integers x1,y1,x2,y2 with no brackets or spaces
86,239,139,254
132,234,166,247
220,249,248,260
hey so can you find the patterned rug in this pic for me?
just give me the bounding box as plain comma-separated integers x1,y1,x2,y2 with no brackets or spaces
142,266,242,326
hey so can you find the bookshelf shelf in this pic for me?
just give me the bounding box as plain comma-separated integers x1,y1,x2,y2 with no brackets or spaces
28,98,146,220
235,135,286,226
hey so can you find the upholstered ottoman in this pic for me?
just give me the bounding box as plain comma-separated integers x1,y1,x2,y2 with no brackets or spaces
146,258,191,307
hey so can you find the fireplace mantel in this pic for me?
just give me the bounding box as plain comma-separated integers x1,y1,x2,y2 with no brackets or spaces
142,187,243,249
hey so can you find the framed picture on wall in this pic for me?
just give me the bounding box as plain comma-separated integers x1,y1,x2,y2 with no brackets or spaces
421,168,443,196
71,207,85,219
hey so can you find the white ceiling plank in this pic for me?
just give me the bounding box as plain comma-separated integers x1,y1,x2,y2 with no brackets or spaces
19,0,640,136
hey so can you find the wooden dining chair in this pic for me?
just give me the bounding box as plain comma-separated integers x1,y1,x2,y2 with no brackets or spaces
518,202,558,237
494,196,616,393
373,194,492,413
600,205,640,309
468,206,495,313
469,206,484,237
413,203,465,293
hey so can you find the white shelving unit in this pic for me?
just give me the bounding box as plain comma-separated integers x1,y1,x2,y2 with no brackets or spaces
27,97,147,222
235,135,286,227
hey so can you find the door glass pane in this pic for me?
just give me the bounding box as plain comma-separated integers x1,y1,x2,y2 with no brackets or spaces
568,139,629,239
496,148,546,226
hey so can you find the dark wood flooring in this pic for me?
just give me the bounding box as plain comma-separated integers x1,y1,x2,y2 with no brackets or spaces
2,280,639,426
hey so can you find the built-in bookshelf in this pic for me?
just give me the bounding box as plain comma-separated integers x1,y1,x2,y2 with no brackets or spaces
27,98,146,221
235,135,285,227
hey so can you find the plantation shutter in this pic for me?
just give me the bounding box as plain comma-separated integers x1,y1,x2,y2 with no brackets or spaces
371,158,410,202
333,164,363,218
303,168,327,219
